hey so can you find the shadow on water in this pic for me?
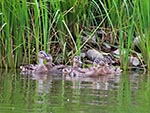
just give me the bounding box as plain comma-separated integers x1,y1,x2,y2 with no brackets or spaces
0,69,150,113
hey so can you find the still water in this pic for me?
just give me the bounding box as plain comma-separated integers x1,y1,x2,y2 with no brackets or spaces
0,70,149,113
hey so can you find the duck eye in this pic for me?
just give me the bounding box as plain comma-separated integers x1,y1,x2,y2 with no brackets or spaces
39,51,47,57
74,56,79,60
39,51,44,55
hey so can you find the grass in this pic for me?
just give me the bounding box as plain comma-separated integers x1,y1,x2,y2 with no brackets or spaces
0,0,150,70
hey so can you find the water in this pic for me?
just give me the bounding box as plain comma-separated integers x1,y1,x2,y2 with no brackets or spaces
0,70,149,113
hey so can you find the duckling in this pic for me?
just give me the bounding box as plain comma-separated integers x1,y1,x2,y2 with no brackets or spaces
80,58,110,76
91,58,100,70
88,58,113,75
84,58,101,77
32,51,48,74
45,54,53,70
20,50,48,74
20,64,36,75
73,56,82,69
97,58,123,75
62,56,84,77
72,56,93,73
67,56,100,77
97,59,109,75
45,54,67,76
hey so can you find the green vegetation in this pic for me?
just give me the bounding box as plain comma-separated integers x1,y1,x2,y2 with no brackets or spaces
0,0,150,70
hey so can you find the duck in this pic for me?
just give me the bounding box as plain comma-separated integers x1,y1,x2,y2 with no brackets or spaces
62,56,84,77
20,50,48,75
99,58,122,75
83,58,102,77
77,58,109,77
72,56,82,69
45,54,53,70
96,58,123,75
45,54,67,76
62,57,101,77
63,55,122,77
20,64,36,75
97,59,109,75
85,58,115,76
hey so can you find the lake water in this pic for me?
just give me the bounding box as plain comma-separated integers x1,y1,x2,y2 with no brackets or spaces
0,70,149,113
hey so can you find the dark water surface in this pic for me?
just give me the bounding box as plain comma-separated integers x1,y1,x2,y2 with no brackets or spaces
0,69,149,113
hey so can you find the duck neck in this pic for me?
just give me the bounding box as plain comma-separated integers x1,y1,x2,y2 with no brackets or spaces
93,66,98,71
38,58,44,65
73,62,79,69
46,60,53,68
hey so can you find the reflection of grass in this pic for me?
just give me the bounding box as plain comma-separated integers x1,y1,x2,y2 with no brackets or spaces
116,72,150,113
0,0,150,69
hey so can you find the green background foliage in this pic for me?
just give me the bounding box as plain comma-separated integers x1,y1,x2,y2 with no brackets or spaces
0,0,150,69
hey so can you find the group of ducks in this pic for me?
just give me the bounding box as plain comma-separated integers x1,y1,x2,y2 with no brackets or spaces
20,50,122,77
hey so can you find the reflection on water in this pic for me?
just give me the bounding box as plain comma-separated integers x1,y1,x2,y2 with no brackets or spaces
0,69,149,113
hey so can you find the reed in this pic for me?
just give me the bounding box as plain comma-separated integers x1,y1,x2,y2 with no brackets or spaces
136,0,150,69
103,0,149,70
0,0,150,69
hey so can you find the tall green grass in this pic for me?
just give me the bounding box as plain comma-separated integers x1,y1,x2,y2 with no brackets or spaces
101,0,150,70
0,0,150,69
136,0,150,69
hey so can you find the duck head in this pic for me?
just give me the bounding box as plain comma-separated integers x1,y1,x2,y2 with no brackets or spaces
38,51,48,64
98,59,110,75
73,56,82,68
104,55,114,66
93,58,100,70
44,53,54,70
99,59,108,67
45,54,53,64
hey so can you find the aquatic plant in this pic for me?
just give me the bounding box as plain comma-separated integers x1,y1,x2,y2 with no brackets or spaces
0,0,150,70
